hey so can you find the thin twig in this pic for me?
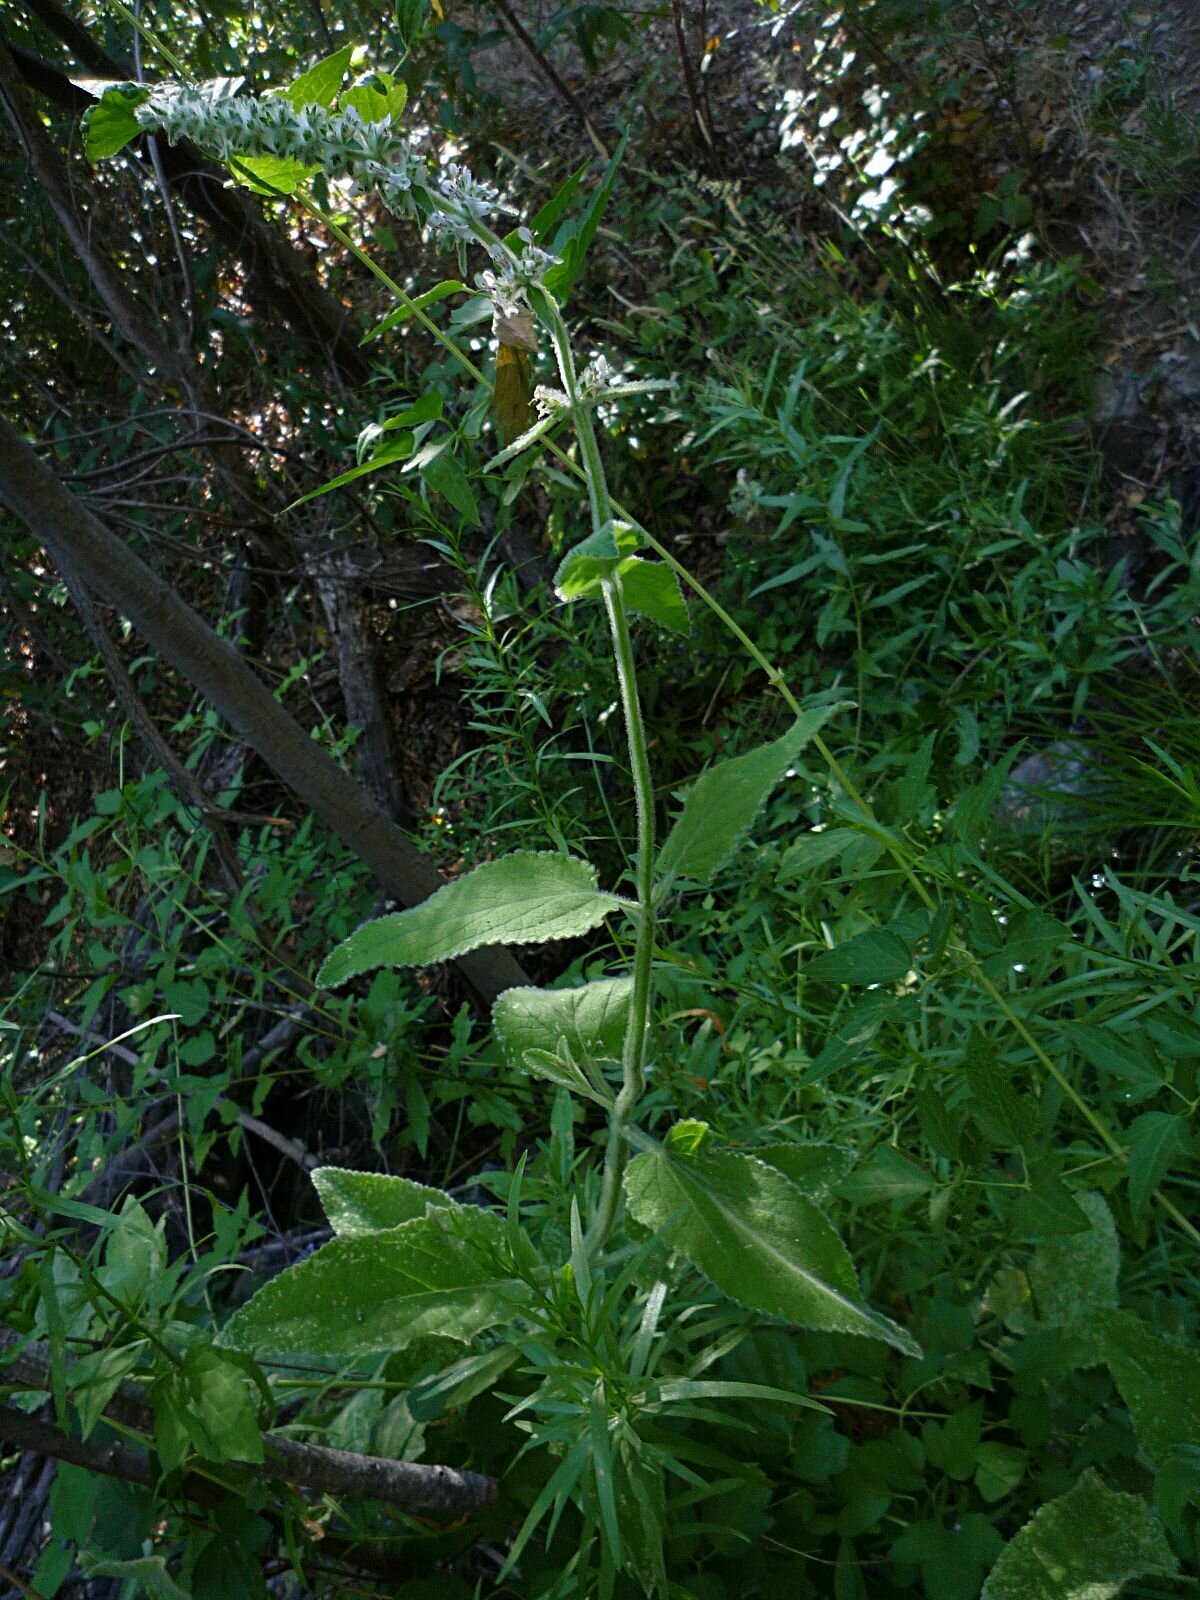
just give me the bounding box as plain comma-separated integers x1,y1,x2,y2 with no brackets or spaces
490,0,609,158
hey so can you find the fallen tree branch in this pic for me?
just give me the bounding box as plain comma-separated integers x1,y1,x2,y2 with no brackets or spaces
0,1404,420,1587
0,1335,496,1515
0,1404,152,1488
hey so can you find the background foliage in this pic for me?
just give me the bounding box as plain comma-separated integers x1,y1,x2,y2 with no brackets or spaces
2,1,1200,1597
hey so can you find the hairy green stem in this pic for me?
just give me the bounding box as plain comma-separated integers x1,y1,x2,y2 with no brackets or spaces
589,575,657,1252
543,304,653,1254
545,311,611,531
292,191,490,389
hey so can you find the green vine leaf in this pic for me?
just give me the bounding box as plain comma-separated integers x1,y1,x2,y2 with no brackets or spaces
82,84,150,161
624,1122,920,1355
281,43,355,109
618,559,690,635
317,852,624,987
656,703,847,893
342,70,408,123
980,1469,1177,1599
555,521,640,598
219,1208,525,1359
227,153,319,195
1097,1310,1200,1465
1124,1110,1191,1219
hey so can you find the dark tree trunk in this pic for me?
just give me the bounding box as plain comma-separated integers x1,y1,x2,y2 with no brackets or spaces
0,415,529,1007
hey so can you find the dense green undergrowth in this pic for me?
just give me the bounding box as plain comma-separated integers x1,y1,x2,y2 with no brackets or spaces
2,3,1200,1598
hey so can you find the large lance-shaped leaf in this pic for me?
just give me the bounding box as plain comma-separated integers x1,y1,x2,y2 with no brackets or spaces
493,977,632,1105
980,1469,1177,1600
318,852,624,987
655,704,847,892
1097,1310,1200,1465
219,1208,524,1359
312,1167,454,1238
624,1122,919,1355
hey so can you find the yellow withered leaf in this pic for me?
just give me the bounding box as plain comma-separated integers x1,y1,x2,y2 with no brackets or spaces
492,305,538,353
495,343,533,444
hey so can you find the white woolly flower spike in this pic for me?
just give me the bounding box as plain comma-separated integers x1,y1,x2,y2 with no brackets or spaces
131,83,514,239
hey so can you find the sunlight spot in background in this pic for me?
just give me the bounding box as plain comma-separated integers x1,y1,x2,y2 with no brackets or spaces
776,6,932,232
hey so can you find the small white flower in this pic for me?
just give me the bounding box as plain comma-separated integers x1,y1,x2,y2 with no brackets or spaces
533,384,569,418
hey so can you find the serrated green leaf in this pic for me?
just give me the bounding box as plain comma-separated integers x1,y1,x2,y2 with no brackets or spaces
149,1374,191,1473
83,84,150,161
183,1347,263,1464
342,70,408,123
494,977,630,1105
317,853,623,987
493,977,632,1069
1060,1020,1165,1104
554,521,640,598
838,1145,932,1204
1098,1310,1200,1465
753,1142,855,1202
974,1442,1026,1503
228,153,319,194
1013,1162,1090,1239
69,1344,145,1439
923,1400,983,1480
623,1128,919,1355
806,929,912,986
964,1036,1037,1151
656,705,844,892
312,1166,454,1237
777,826,862,880
619,558,690,634
1125,1111,1191,1218
219,1208,525,1359
980,1469,1177,1599
1029,1191,1118,1364
282,44,355,108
